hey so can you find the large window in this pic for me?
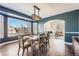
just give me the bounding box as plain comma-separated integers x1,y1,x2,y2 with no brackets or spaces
8,17,31,37
22,21,31,34
0,15,4,38
33,22,37,35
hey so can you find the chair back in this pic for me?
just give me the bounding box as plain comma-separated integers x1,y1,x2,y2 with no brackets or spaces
17,35,24,47
39,34,47,44
46,32,50,40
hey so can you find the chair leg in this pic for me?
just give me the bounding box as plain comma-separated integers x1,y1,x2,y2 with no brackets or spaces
48,42,50,48
27,48,28,56
17,46,20,56
22,48,25,56
46,43,47,51
38,47,41,56
47,40,50,48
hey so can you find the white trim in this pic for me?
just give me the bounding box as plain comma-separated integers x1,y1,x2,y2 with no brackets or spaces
0,40,18,46
65,32,79,34
65,42,72,45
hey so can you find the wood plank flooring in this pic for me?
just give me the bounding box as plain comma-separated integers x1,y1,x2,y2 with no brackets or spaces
0,36,74,56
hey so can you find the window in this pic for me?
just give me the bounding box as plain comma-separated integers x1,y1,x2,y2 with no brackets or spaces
33,22,37,35
22,21,31,35
8,17,31,37
8,18,21,37
38,23,44,34
0,15,4,38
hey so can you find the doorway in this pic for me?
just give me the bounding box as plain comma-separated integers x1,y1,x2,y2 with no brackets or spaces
44,20,65,56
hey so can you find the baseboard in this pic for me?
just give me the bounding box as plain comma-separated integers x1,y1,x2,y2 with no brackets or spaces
0,40,18,46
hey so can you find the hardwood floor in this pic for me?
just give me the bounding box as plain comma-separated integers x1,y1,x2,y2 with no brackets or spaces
0,41,18,56
0,37,74,56
48,36,65,56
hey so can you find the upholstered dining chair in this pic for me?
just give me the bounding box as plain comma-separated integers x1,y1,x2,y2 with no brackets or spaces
33,34,47,55
17,35,31,56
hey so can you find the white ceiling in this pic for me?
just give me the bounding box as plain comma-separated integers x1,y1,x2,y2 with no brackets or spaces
0,3,79,18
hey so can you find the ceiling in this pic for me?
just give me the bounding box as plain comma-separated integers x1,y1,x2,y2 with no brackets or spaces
0,3,79,18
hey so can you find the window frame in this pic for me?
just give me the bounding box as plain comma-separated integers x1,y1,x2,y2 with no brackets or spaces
0,12,34,43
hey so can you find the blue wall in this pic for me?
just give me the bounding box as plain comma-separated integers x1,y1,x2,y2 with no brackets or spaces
39,10,79,42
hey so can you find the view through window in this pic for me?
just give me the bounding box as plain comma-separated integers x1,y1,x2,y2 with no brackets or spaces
8,17,31,37
33,22,37,35
0,15,4,38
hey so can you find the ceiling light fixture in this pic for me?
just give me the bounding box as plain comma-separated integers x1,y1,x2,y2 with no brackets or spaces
32,5,41,21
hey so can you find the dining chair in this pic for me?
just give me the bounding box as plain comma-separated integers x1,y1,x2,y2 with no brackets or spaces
39,33,50,49
34,34,47,56
17,35,31,56
46,32,50,48
40,35,47,52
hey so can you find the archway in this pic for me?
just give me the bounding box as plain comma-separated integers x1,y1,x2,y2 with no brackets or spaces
44,20,65,55
44,20,65,37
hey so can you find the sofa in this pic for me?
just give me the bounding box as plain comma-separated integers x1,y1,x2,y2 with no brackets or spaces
72,36,79,56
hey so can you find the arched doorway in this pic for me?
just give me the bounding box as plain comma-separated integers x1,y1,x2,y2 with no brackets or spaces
44,20,65,37
44,20,65,56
